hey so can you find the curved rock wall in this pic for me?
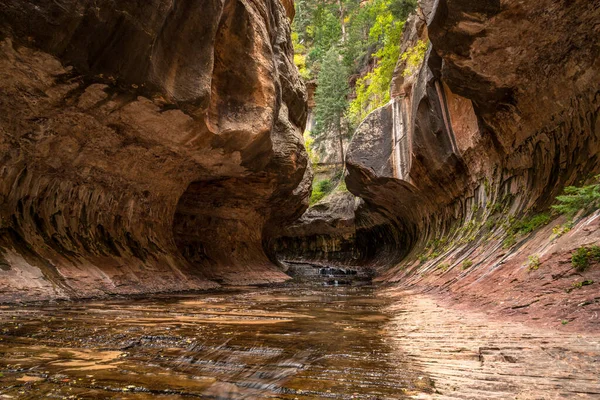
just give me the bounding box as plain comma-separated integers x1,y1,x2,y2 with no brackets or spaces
0,0,309,301
274,0,600,328
346,0,600,267
273,192,362,265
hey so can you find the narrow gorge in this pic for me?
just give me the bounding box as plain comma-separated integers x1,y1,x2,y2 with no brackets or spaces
276,0,600,332
0,0,599,398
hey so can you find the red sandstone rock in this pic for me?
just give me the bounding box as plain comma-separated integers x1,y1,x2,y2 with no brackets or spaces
277,0,600,330
0,0,310,301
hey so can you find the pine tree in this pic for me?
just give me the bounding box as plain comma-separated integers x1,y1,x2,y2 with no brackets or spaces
314,47,349,168
314,47,349,139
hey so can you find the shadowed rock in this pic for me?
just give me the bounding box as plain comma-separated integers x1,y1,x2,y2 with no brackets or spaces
0,0,310,301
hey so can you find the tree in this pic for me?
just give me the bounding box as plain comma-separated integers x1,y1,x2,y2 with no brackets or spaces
348,0,409,126
314,47,350,166
308,8,342,67
389,0,418,20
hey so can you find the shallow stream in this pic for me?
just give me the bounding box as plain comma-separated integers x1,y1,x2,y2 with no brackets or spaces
2,285,599,399
0,286,431,399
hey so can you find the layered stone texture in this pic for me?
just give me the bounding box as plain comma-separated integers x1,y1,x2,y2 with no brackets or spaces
354,0,600,328
274,192,360,265
275,0,600,326
0,0,310,301
347,0,600,267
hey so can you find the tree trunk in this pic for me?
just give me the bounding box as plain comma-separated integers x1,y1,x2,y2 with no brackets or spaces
338,0,346,43
339,131,345,176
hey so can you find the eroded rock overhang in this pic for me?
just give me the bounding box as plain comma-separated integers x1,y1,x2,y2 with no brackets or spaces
274,0,600,273
0,0,311,301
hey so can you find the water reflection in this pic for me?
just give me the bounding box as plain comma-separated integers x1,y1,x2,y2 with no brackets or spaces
0,286,430,399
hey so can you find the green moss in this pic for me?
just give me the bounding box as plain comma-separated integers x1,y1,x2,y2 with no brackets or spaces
502,212,552,248
335,180,349,193
310,178,334,205
571,245,600,272
566,279,594,293
572,279,594,289
552,222,573,238
489,193,514,215
461,260,473,270
493,202,505,214
502,233,516,249
527,255,541,271
512,213,552,235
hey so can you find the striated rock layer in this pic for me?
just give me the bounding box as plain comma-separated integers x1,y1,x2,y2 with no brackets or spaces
0,0,310,301
276,0,600,329
347,0,600,261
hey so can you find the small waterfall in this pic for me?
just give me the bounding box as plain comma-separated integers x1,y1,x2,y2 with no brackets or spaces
391,98,410,180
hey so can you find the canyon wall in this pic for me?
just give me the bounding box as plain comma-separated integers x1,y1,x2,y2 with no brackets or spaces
0,0,310,301
276,0,600,328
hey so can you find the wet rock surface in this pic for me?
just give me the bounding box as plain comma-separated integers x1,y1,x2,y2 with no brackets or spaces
274,192,362,265
1,285,598,399
383,289,600,399
283,260,374,287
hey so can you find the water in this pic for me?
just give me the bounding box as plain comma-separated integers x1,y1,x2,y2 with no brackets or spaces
0,286,430,399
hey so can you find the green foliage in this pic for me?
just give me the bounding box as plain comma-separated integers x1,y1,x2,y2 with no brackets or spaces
571,245,600,272
308,9,343,66
502,233,516,249
400,40,428,76
552,222,572,238
512,213,552,235
303,131,319,165
292,0,416,80
313,47,349,138
527,255,541,271
461,260,473,270
292,32,311,79
418,254,428,264
552,176,600,216
438,263,450,272
561,320,569,325
502,212,551,248
571,279,594,290
348,2,406,126
293,0,417,162
483,178,491,196
310,178,334,205
388,0,417,20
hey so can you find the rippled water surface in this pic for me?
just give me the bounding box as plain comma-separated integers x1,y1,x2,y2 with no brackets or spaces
0,286,430,399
